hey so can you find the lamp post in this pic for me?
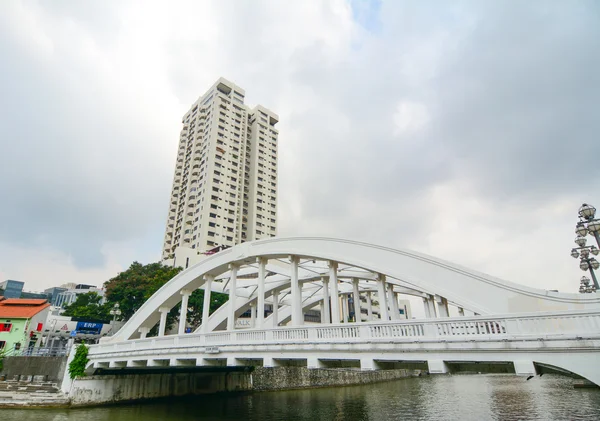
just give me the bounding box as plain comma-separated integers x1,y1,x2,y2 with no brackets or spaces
110,303,122,323
579,276,596,294
571,235,600,292
576,203,600,247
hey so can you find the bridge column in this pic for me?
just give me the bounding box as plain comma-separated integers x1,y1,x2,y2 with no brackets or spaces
178,289,192,335
352,278,361,322
329,262,340,323
250,302,256,328
514,360,536,377
307,356,326,369
290,255,303,326
272,290,279,328
201,274,214,333
138,327,149,339
361,358,383,371
377,274,389,321
428,360,449,374
388,286,400,320
342,294,349,323
366,292,373,321
227,264,239,331
257,257,267,329
263,356,280,367
425,295,437,318
158,306,170,337
321,276,331,324
435,295,449,317
423,298,431,318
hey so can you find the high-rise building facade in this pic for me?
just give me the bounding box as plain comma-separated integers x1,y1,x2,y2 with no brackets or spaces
162,78,279,261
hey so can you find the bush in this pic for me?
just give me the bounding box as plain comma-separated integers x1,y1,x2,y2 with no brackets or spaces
68,344,89,379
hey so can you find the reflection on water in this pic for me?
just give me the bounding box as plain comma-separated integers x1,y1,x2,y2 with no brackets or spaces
6,374,600,421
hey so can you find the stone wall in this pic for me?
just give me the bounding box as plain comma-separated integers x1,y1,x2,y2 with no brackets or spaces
69,371,252,406
0,356,68,383
252,367,418,391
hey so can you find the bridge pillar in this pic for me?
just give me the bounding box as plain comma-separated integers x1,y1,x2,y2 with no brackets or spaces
227,356,244,367
227,264,239,331
424,296,437,318
377,274,389,321
342,294,349,323
178,289,192,335
201,274,214,333
250,302,256,328
263,356,281,368
360,358,383,371
389,288,400,320
329,262,341,323
272,290,279,328
514,360,537,377
352,278,361,322
158,306,170,337
428,360,449,374
322,276,331,324
256,257,266,328
138,327,149,339
290,255,303,326
435,295,449,317
366,292,373,321
307,356,326,369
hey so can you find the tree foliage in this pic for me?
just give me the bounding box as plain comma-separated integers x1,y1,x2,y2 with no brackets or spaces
63,292,112,322
104,262,183,321
68,344,89,379
187,289,229,328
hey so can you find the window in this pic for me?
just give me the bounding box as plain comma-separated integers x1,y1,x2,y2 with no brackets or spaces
0,323,12,332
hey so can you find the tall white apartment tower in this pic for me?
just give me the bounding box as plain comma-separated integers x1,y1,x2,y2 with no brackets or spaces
162,78,279,262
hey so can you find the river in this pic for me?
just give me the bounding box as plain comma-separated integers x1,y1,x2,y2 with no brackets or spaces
5,374,600,420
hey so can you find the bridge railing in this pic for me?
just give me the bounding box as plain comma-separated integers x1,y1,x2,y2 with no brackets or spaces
89,309,600,357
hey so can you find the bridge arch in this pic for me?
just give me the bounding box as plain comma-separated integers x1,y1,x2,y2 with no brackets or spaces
107,237,600,343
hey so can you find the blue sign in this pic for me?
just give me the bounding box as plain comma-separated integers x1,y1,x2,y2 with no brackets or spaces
70,330,77,337
75,322,103,335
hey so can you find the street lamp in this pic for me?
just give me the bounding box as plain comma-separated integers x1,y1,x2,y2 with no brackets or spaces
110,303,122,322
577,203,600,247
579,276,596,294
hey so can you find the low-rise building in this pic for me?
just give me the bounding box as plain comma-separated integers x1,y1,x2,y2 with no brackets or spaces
0,298,50,353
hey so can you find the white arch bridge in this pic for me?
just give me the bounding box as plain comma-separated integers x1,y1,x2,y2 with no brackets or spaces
91,237,600,385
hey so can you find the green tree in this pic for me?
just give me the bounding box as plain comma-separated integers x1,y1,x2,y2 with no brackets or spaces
63,292,112,322
186,289,229,328
104,262,183,321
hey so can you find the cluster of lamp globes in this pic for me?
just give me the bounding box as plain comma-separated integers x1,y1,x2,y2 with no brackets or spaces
570,203,600,294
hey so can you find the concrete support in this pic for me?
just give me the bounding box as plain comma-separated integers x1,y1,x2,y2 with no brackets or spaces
290,255,303,326
389,288,400,320
423,298,431,318
329,262,340,323
227,357,243,367
178,289,192,335
272,290,279,328
366,292,373,321
342,294,349,323
158,307,170,337
250,303,256,328
138,327,149,339
307,356,325,369
435,295,449,318
360,358,383,371
377,274,389,321
257,258,266,328
263,356,280,367
321,277,331,324
425,296,437,318
352,278,361,322
428,360,449,374
201,274,214,333
227,264,239,331
514,360,537,377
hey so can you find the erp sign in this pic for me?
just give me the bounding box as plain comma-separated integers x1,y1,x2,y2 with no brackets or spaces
76,322,103,335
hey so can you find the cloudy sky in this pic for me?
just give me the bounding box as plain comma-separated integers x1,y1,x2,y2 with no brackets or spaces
1,0,599,294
